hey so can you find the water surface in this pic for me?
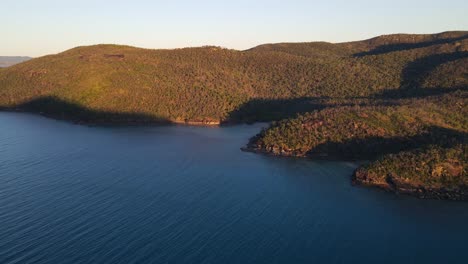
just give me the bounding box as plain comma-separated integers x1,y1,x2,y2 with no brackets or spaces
0,112,467,264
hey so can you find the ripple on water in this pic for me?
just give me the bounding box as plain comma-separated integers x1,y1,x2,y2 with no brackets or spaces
0,112,468,264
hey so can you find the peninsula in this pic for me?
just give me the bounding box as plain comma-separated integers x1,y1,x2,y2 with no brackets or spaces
1,31,466,199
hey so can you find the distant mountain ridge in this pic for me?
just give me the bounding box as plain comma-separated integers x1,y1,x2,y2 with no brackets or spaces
0,56,32,68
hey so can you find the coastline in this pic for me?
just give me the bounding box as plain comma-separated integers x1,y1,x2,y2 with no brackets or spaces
352,169,468,201
242,144,468,201
0,108,225,127
1,109,465,201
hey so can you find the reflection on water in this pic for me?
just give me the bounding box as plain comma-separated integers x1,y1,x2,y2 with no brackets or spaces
0,112,467,264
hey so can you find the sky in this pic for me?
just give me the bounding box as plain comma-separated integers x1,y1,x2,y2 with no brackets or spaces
2,0,468,57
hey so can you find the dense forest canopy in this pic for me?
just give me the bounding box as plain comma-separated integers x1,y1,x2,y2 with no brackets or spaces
0,31,466,123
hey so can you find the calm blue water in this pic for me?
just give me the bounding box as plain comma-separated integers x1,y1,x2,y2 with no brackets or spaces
0,112,467,264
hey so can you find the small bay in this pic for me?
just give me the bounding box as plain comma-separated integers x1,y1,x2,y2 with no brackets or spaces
0,112,467,264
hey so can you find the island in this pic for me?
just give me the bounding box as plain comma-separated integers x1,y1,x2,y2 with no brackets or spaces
0,31,467,199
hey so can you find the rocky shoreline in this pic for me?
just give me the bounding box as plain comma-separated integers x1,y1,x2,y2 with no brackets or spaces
241,136,369,161
0,108,223,127
242,143,468,201
353,169,468,201
172,119,221,126
241,145,308,158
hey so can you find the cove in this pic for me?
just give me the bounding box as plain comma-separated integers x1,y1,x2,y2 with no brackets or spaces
0,112,467,264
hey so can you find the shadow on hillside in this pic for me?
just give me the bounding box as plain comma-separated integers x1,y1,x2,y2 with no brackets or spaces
229,51,467,122
354,35,468,57
373,51,468,99
225,97,328,123
224,97,402,123
7,96,171,125
308,126,467,160
3,50,466,126
374,86,467,100
401,52,468,88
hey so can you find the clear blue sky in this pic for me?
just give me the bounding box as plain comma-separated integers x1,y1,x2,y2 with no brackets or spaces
2,0,467,57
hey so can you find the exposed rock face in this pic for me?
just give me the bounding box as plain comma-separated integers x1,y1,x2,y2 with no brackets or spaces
173,119,221,126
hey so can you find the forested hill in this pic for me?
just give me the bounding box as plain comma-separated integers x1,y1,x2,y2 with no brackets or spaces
1,31,467,199
0,31,467,124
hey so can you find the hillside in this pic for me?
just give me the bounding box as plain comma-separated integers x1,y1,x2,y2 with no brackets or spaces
245,91,467,199
353,144,467,200
245,90,467,155
0,31,467,124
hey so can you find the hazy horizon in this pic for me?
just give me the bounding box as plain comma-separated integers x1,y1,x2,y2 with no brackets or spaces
2,0,468,57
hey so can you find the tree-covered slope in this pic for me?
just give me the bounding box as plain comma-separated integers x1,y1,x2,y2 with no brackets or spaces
0,31,467,124
353,144,467,200
245,91,467,200
245,92,467,158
